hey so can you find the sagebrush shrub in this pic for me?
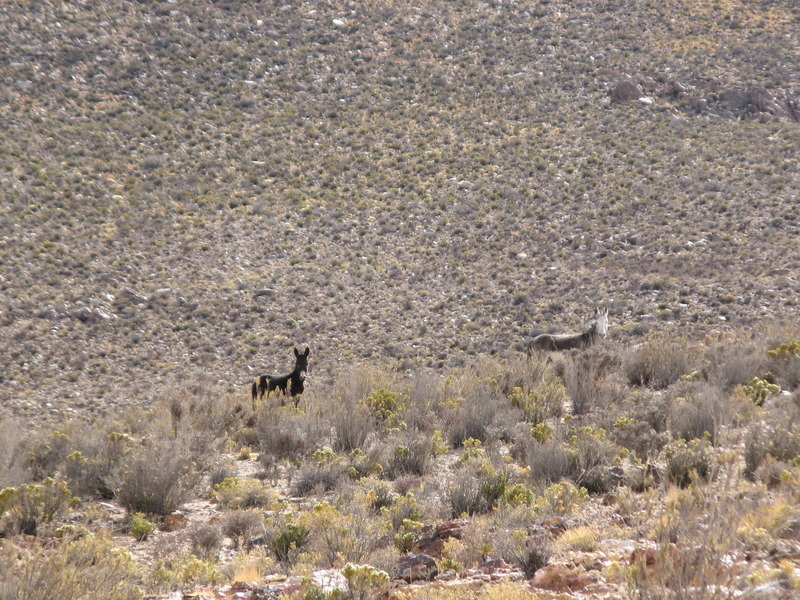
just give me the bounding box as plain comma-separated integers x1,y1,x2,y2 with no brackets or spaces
257,408,322,462
222,509,264,549
445,467,489,517
212,477,273,509
290,459,346,497
116,438,199,516
0,478,76,536
508,377,565,425
703,340,768,392
24,431,72,482
331,401,377,453
521,438,572,486
663,438,714,488
190,521,224,559
624,337,694,389
560,349,620,414
382,432,433,479
638,485,745,598
566,427,624,494
441,366,502,447
443,397,498,448
494,528,552,578
744,400,800,483
609,417,670,461
0,534,140,600
668,386,730,444
768,339,800,390
0,421,28,488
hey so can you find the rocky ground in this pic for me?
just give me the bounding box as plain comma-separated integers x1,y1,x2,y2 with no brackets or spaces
1,1,800,599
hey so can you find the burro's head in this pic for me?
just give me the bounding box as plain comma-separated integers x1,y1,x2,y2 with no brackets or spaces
592,306,609,338
294,346,310,380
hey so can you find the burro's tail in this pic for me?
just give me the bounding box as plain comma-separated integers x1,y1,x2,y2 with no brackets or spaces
251,379,258,403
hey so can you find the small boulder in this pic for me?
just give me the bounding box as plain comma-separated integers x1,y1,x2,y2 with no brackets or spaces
118,288,147,305
479,558,510,574
412,518,468,559
610,80,642,102
630,546,658,567
162,512,188,532
393,553,438,583
531,564,600,592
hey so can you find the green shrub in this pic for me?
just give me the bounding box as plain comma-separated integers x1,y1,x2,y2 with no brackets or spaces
342,563,390,600
271,522,310,565
363,389,409,431
535,481,589,517
0,478,77,536
383,433,433,479
663,438,714,488
508,377,565,424
493,527,552,578
742,377,781,406
212,477,273,509
0,534,140,600
768,340,800,390
302,501,386,568
129,512,156,541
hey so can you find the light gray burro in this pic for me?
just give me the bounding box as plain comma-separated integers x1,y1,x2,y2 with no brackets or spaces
526,306,609,355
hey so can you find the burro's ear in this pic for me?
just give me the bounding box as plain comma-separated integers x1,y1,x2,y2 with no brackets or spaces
303,347,310,357
294,347,300,358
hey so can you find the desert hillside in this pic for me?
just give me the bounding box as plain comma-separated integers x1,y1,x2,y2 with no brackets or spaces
1,0,798,417
1,1,800,599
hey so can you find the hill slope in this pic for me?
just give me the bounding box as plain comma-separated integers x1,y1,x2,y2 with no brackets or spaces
1,0,799,420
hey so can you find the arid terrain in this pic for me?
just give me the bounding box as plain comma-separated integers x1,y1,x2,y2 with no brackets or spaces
1,1,799,599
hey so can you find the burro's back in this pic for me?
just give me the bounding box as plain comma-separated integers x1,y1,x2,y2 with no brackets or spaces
527,307,609,355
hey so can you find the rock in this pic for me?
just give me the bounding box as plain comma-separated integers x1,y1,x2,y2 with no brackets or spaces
531,564,601,592
479,559,510,573
312,569,348,595
721,85,778,115
610,80,642,103
75,306,113,323
393,553,438,582
162,512,188,532
739,581,790,600
779,518,800,540
541,517,569,535
118,288,147,305
630,546,658,566
687,95,708,113
412,518,468,559
659,82,688,96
